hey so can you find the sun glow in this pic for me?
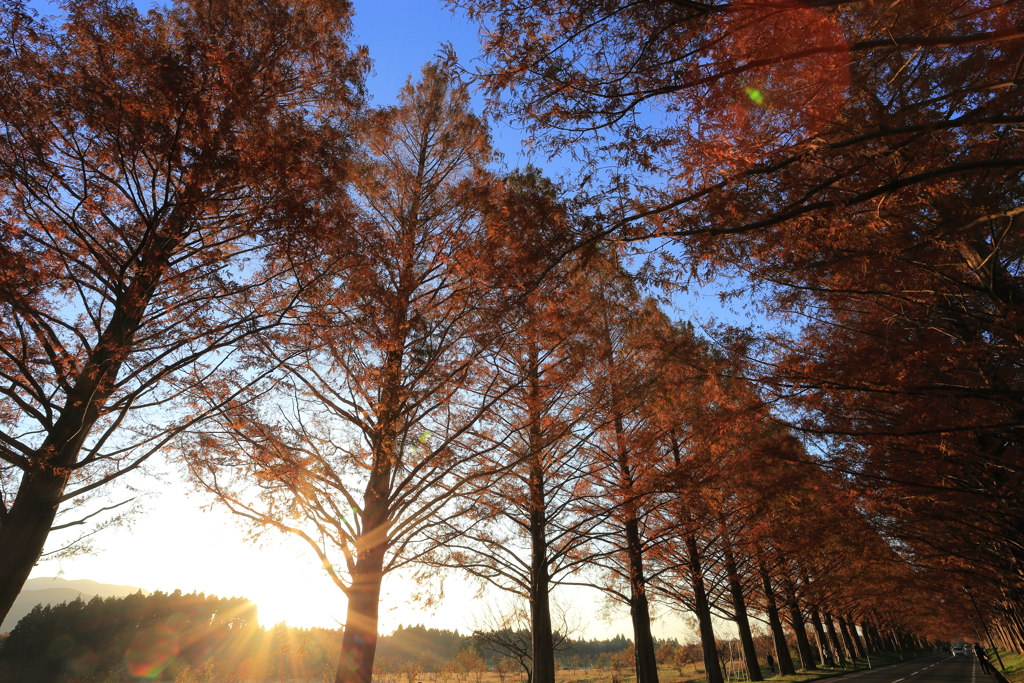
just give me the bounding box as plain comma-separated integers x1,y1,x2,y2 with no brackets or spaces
29,477,646,641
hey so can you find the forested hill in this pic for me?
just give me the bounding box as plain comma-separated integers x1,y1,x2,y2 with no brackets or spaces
0,590,259,683
1,577,150,633
378,624,466,662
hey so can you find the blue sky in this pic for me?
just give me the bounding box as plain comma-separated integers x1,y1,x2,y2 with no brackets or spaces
354,0,478,101
353,0,538,167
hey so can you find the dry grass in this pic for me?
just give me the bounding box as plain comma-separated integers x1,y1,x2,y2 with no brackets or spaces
477,662,861,683
548,654,944,683
432,653,946,683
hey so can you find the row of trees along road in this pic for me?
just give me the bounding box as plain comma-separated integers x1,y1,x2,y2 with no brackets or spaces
449,0,1024,676
2,1,1024,683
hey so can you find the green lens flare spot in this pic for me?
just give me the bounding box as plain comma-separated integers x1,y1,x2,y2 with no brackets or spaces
744,87,765,105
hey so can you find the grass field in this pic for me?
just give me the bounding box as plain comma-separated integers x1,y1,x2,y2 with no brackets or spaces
990,649,1024,683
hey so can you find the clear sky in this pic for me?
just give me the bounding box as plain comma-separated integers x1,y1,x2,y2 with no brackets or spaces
21,0,749,641
352,0,537,168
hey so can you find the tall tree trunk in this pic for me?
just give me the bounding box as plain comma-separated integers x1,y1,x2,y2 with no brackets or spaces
877,626,890,652
808,611,831,667
995,618,1011,651
337,351,401,683
0,227,178,623
0,467,69,620
846,618,867,658
530,519,555,683
1007,606,1024,653
878,628,894,652
837,616,858,661
528,359,556,683
824,613,847,666
336,544,387,683
721,536,762,681
860,622,876,654
0,390,116,620
871,626,885,653
872,624,885,653
998,619,1020,653
688,534,724,683
758,562,796,676
783,588,817,670
995,612,1013,653
612,408,658,683
1004,607,1024,653
626,516,659,683
1005,610,1023,653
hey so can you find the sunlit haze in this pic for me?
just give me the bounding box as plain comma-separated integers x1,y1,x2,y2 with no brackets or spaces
30,480,697,639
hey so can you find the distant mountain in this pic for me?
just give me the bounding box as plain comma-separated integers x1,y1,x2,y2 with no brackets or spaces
1,577,149,633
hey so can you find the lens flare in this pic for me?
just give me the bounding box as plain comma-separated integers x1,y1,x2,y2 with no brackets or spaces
165,612,189,632
683,1,851,173
124,626,179,678
726,0,850,137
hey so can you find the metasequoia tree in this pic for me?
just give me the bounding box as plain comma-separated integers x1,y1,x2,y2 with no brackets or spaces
638,343,727,683
714,519,763,680
664,413,805,676
183,64,545,683
644,327,884,680
643,342,778,683
454,0,1024,608
572,263,683,683
749,459,846,671
0,0,364,622
667,520,726,683
737,444,968,660
429,235,604,683
650,378,955,671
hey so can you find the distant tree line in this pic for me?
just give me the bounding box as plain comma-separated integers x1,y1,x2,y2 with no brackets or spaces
0,596,646,682
0,591,268,682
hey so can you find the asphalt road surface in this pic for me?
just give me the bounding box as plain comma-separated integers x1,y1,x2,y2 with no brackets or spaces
833,654,996,683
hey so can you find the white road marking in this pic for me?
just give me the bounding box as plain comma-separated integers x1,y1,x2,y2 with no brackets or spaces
839,654,944,681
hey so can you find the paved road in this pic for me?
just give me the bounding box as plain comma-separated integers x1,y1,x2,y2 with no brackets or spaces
832,654,996,683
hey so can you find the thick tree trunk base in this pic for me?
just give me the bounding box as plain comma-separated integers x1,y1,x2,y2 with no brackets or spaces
0,469,67,623
788,601,817,671
759,564,796,676
335,552,386,683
